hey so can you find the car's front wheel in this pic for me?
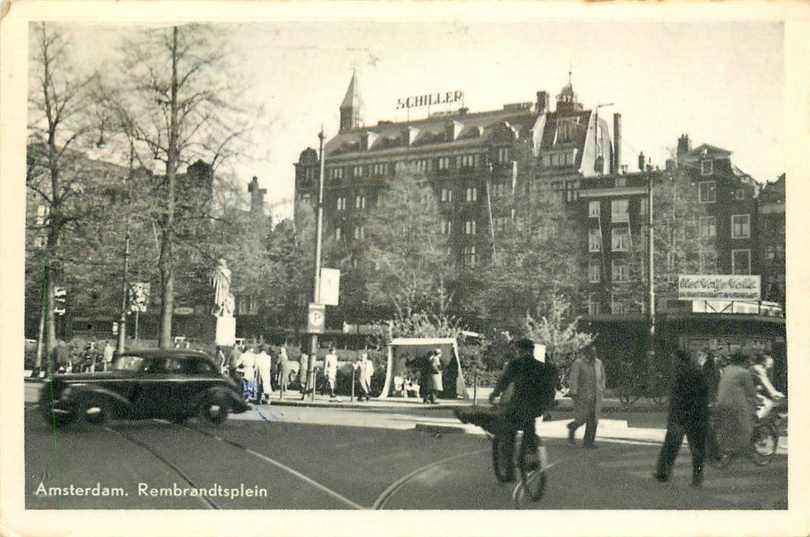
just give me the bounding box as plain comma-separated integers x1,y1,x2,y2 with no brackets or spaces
198,395,229,426
78,397,111,425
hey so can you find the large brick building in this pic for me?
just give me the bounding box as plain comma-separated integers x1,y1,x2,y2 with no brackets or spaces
294,72,616,268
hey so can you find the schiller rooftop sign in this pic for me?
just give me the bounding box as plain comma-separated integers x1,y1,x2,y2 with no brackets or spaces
396,90,464,110
677,274,761,301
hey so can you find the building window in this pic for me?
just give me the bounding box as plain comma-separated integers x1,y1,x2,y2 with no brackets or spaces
355,194,366,210
494,216,510,233
556,121,575,144
353,165,365,178
611,227,629,251
699,216,716,238
496,147,511,164
305,167,317,181
611,199,629,223
588,201,600,218
371,163,386,176
589,260,601,283
335,227,342,241
639,199,647,218
354,226,365,240
442,220,453,235
732,249,751,275
415,159,431,173
565,181,579,203
611,297,628,315
336,196,346,211
588,230,601,252
700,252,718,273
458,154,476,169
328,167,344,180
612,259,629,282
465,187,478,202
698,181,716,203
441,188,454,202
437,156,451,171
701,159,714,176
588,295,601,316
35,205,48,226
735,188,745,201
464,220,477,235
492,182,511,198
462,246,477,267
731,214,750,239
237,295,259,315
302,193,312,204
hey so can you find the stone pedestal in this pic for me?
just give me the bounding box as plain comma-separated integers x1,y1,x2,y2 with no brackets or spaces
215,316,236,346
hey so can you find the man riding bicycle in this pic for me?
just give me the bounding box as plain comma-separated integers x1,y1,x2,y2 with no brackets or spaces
455,337,559,471
750,353,784,421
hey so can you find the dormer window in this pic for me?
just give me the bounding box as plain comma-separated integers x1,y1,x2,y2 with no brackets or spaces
701,159,713,176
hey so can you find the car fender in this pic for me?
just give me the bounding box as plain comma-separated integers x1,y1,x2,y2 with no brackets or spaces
191,385,249,414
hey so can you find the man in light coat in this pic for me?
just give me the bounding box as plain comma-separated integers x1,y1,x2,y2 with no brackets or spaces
235,345,258,402
324,345,339,399
354,352,374,401
567,347,606,448
254,345,273,404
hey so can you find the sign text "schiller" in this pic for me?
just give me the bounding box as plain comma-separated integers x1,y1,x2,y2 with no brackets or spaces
396,91,464,110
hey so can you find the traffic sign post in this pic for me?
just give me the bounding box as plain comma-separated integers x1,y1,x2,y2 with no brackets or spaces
308,303,325,334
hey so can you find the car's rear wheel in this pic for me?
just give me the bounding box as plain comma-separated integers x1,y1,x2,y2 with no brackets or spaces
198,395,229,426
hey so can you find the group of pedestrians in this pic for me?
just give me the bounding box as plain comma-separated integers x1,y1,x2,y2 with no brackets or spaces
654,349,783,488
406,348,444,404
224,343,297,404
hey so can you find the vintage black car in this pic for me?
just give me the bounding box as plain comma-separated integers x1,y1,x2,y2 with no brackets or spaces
39,349,249,427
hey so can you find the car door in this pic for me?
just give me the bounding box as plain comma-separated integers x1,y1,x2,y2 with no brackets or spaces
132,357,173,418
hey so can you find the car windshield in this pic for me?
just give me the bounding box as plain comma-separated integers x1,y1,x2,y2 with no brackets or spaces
111,355,145,372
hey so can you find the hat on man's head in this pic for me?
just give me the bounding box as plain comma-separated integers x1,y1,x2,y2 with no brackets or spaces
516,337,534,352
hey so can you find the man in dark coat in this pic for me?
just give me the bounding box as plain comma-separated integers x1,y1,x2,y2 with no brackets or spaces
653,349,710,487
456,338,558,470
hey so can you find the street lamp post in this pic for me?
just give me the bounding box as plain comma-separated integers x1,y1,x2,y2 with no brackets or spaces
647,172,656,365
308,129,327,401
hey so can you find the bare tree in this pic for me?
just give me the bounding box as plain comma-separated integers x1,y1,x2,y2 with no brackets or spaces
114,25,252,348
27,23,99,375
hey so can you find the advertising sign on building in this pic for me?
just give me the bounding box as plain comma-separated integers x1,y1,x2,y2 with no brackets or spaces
677,274,761,301
319,268,341,306
396,90,464,110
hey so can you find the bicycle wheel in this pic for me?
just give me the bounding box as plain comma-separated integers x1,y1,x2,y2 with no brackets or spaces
751,424,778,466
518,434,546,502
492,432,516,483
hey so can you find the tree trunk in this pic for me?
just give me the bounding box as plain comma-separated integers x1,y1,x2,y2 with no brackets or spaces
158,26,180,349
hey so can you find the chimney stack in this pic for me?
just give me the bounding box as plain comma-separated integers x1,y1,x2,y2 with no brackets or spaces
612,113,622,175
535,91,550,114
676,133,691,163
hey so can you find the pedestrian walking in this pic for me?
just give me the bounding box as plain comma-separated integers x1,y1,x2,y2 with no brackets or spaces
427,349,444,404
215,346,227,375
277,346,291,395
228,345,243,384
255,345,273,404
324,345,339,399
299,351,310,399
235,345,258,401
653,350,710,487
713,352,758,461
102,341,115,372
354,351,374,401
567,347,606,448
702,350,723,462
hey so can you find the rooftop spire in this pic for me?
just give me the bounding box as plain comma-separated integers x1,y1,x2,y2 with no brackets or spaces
339,69,362,132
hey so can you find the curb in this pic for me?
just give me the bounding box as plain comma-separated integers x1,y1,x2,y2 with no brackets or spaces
414,423,468,434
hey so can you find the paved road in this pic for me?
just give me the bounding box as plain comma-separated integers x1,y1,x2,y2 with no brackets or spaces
25,407,787,510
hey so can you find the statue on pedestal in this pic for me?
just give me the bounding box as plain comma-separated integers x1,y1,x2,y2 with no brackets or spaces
211,258,235,318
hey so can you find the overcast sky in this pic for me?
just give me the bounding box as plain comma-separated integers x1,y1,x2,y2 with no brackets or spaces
63,20,784,220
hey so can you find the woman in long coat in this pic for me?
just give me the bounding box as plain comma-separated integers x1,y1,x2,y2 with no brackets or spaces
714,353,758,456
427,349,444,404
